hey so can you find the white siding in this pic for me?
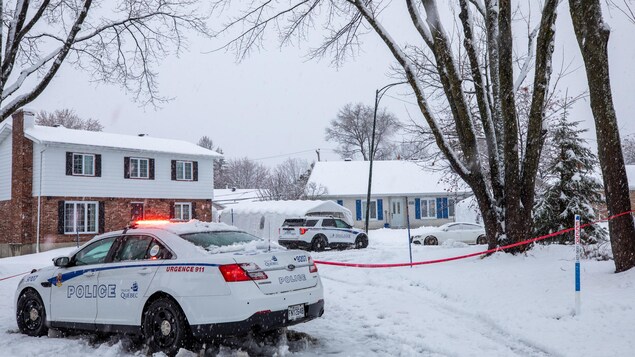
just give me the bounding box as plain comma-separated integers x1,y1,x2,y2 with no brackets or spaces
0,135,11,200
32,144,213,199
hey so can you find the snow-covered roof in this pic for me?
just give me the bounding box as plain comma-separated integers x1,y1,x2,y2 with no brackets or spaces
626,165,635,190
221,199,349,216
214,189,263,205
0,117,221,157
308,160,470,196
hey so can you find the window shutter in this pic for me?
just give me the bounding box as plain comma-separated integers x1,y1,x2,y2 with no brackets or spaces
149,159,155,180
58,201,65,234
191,202,197,219
193,161,199,181
65,152,72,175
377,199,384,220
436,198,445,219
95,154,102,177
124,157,130,178
337,200,343,206
171,160,177,180
99,202,105,233
415,198,421,219
169,203,175,219
355,200,362,221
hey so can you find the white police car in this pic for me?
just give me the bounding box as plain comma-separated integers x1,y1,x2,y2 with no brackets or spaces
278,217,369,251
15,220,324,355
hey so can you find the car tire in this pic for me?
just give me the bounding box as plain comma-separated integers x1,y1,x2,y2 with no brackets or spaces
424,236,438,245
143,297,190,356
16,289,48,337
311,235,328,251
476,234,487,245
354,234,368,249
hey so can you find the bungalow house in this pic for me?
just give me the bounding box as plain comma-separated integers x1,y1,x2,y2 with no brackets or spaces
0,110,221,257
306,160,471,229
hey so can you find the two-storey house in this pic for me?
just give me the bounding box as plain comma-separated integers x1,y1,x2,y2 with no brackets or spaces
0,110,221,257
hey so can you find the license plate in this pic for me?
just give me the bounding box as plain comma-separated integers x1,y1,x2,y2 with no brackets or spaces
288,304,305,321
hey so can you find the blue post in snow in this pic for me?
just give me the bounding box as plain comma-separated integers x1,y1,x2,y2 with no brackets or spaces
406,196,413,267
574,214,581,315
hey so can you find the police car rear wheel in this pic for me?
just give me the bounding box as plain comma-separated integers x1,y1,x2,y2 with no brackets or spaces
143,298,190,355
16,289,48,337
476,235,487,245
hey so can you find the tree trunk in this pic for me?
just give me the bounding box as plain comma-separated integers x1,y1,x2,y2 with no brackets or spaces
569,0,635,272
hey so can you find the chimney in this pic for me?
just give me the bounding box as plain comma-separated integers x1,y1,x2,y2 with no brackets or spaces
10,109,35,253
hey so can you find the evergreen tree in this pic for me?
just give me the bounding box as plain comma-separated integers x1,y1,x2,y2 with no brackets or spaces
533,114,607,245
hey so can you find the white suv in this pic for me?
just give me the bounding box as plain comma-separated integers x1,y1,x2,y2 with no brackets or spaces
278,217,369,251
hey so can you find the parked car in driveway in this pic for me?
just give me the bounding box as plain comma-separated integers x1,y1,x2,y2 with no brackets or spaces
278,217,368,251
411,222,487,245
15,220,324,356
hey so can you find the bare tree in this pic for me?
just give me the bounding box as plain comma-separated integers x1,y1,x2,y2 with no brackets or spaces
212,1,560,253
260,158,311,200
197,135,228,189
569,0,635,272
36,109,102,131
325,103,400,160
0,0,210,124
223,157,270,189
622,134,635,165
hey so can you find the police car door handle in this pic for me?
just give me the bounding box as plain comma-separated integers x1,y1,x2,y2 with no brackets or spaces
137,267,152,275
84,271,96,277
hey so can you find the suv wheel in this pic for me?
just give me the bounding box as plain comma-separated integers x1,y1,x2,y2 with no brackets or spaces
355,234,368,249
311,235,327,251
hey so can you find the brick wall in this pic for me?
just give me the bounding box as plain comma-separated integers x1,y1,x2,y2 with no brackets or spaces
34,196,212,249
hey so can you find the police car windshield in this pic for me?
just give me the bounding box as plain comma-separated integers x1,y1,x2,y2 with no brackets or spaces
179,230,259,249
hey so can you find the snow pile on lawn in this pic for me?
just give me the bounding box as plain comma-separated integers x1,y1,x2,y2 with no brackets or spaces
1,228,634,356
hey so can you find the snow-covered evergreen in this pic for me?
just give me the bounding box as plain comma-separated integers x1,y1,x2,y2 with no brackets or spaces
533,113,606,245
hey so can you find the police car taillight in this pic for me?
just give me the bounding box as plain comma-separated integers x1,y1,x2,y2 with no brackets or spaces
308,257,318,273
299,228,308,235
219,263,268,282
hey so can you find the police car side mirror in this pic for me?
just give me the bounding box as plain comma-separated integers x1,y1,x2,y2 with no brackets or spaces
53,256,70,267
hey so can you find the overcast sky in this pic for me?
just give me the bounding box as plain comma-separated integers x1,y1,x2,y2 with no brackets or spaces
28,2,635,167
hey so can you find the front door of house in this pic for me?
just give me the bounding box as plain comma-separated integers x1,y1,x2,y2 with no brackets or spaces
390,198,406,228
131,203,144,221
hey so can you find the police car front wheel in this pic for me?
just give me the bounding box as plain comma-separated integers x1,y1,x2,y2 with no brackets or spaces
143,297,190,355
16,289,48,337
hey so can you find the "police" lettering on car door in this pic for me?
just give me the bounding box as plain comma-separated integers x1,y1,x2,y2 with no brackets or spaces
67,284,116,298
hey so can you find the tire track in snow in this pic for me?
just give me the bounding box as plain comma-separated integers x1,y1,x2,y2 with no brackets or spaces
318,273,558,357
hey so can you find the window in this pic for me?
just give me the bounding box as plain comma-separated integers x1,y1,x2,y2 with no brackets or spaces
73,237,116,266
130,158,149,178
72,153,95,176
448,198,456,217
362,200,378,220
113,235,153,262
64,202,98,234
174,202,192,220
322,218,336,227
421,198,436,218
176,161,193,180
335,219,351,229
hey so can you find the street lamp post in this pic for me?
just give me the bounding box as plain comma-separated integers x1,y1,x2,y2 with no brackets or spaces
364,81,407,233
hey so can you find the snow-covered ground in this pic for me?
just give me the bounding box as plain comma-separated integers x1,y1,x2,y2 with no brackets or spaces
1,228,633,356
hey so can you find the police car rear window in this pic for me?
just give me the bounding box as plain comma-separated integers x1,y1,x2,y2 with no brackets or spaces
179,231,259,250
